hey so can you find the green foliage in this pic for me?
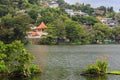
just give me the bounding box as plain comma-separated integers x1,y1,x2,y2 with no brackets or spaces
96,60,108,73
39,35,56,45
107,71,120,75
10,65,31,77
72,15,100,26
0,61,8,73
47,19,66,40
80,4,94,15
85,65,100,75
65,20,90,44
29,64,41,74
112,26,120,42
0,40,41,77
90,23,112,44
0,14,33,44
0,0,118,45
83,60,108,76
28,9,39,20
115,12,120,24
37,8,65,24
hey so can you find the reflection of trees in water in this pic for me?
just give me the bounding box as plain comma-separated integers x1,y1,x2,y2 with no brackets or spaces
0,75,41,80
43,67,71,80
84,76,108,80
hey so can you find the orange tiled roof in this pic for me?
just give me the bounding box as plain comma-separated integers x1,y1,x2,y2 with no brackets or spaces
27,31,38,36
36,22,47,29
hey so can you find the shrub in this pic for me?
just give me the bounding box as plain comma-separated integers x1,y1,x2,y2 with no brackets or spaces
0,58,8,73
38,35,56,45
0,40,42,78
29,64,42,74
85,65,100,75
82,60,108,76
96,60,108,73
10,65,31,77
0,64,8,73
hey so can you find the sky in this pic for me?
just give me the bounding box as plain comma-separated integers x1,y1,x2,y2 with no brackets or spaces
64,0,120,12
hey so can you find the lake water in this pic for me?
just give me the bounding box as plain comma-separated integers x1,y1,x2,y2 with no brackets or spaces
27,45,120,80
1,45,120,80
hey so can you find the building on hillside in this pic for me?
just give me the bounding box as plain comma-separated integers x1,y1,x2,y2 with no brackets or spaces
16,10,26,15
65,9,88,17
49,1,59,8
39,1,49,6
94,10,105,15
27,22,48,43
65,9,74,16
74,11,89,16
97,16,118,27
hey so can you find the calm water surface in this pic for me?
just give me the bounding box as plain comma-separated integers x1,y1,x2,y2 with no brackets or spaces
27,45,120,80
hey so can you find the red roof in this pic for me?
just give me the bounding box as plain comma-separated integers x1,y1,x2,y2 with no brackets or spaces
36,22,47,29
27,31,38,36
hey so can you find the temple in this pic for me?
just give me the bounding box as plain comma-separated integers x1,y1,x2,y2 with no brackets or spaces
27,22,48,43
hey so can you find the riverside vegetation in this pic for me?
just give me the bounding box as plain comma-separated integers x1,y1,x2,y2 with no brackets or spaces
81,55,120,76
81,60,108,76
0,41,41,78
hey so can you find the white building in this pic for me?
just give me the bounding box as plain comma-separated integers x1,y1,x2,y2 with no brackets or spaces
49,1,59,8
65,9,88,17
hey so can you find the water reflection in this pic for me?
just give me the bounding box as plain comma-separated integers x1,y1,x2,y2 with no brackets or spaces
42,67,71,80
84,76,108,80
0,75,41,80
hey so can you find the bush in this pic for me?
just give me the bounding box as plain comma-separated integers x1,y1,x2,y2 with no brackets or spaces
29,65,42,74
0,40,42,78
85,65,100,75
39,35,56,45
82,60,108,76
10,65,31,78
0,64,8,73
96,60,108,73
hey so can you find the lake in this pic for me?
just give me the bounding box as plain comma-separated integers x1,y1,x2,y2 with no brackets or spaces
1,45,120,80
27,45,120,80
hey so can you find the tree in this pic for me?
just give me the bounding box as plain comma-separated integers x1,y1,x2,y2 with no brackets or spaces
112,26,120,40
105,12,115,19
65,20,89,44
36,7,68,24
57,0,65,6
28,0,38,4
97,6,106,15
90,23,112,43
0,14,33,43
72,15,100,26
80,4,94,15
46,19,66,44
53,19,66,39
107,7,114,13
28,9,39,20
36,8,57,24
0,40,41,77
115,12,120,25
0,5,8,17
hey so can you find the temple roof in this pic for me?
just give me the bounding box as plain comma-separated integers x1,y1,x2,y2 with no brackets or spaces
36,22,47,30
27,31,39,36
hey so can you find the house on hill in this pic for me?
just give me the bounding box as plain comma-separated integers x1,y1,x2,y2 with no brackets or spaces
96,16,117,27
65,9,88,17
49,1,59,8
27,22,48,43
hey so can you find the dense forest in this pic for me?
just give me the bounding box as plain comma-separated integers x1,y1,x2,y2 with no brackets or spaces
0,0,120,44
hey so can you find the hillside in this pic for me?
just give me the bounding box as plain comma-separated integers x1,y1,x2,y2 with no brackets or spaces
0,0,120,44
